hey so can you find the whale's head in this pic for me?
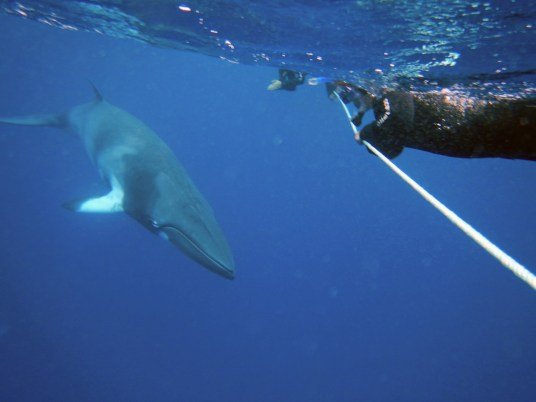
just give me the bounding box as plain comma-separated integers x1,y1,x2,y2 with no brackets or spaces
131,171,235,280
152,211,235,280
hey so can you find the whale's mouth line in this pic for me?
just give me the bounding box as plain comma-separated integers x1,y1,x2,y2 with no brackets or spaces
157,223,233,277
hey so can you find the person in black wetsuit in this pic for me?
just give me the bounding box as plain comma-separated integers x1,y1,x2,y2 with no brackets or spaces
325,82,536,161
267,69,307,91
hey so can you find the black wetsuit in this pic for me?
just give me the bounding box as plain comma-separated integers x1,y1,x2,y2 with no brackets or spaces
359,91,536,160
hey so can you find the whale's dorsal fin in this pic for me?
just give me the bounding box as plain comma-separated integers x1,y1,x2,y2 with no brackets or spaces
90,82,103,102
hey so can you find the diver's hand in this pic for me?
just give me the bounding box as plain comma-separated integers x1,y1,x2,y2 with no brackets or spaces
267,79,282,91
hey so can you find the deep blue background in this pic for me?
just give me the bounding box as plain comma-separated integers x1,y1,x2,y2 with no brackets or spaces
0,15,535,402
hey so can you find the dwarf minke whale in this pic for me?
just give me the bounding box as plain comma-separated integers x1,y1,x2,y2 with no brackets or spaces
0,87,235,279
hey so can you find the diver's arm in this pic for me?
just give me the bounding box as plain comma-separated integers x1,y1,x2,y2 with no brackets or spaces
360,91,536,161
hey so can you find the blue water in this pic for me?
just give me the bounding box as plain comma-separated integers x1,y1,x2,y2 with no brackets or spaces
0,5,535,402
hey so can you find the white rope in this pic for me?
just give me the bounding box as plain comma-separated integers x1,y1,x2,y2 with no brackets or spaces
335,93,536,291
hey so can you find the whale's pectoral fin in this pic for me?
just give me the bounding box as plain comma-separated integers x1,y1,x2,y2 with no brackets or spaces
63,187,124,213
0,113,68,128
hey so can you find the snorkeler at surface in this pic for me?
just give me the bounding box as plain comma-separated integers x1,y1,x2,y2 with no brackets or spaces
338,85,536,160
267,69,307,91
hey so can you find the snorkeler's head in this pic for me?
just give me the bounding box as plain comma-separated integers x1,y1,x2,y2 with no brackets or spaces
267,69,307,91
